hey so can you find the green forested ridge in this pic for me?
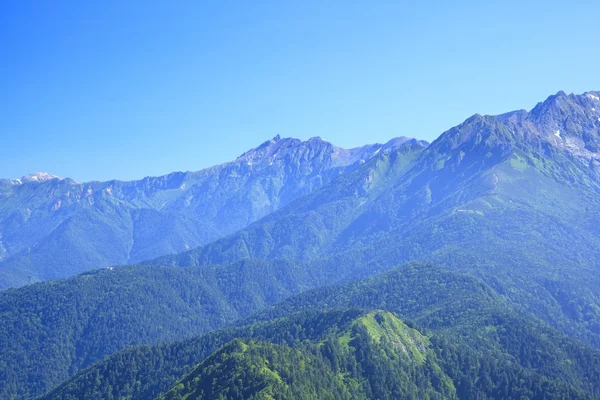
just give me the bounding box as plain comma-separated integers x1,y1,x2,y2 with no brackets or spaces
248,263,600,396
39,309,370,400
0,259,315,399
159,312,455,400
3,259,600,399
0,243,497,399
37,265,600,400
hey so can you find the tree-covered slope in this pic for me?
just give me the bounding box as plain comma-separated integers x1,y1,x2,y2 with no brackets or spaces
0,258,462,399
247,263,600,396
39,309,370,400
0,259,316,400
38,264,600,400
159,312,455,400
0,136,425,289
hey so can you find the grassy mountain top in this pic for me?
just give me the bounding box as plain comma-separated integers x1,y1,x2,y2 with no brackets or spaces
159,311,452,400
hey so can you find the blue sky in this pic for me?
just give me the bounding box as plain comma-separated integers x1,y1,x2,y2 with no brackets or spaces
2,1,599,181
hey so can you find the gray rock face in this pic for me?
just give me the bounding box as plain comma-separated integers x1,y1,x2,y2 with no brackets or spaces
503,91,600,163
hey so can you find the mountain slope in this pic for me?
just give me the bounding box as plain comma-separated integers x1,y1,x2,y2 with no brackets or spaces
0,258,571,400
150,91,600,347
0,259,317,400
158,92,600,266
159,312,454,400
40,300,600,400
247,262,600,395
152,137,430,266
0,136,425,289
4,90,600,398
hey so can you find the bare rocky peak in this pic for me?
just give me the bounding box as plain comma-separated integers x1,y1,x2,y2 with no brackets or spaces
522,90,600,161
430,90,600,166
236,135,427,169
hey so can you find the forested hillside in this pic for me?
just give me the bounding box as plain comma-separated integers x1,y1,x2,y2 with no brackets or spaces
33,263,600,400
42,306,600,400
0,259,313,399
159,312,455,400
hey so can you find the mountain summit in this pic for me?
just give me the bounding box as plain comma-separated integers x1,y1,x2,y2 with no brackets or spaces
236,135,423,169
512,90,600,158
19,173,61,184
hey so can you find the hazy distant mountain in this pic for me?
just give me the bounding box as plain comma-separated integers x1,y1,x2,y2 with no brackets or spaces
0,135,424,289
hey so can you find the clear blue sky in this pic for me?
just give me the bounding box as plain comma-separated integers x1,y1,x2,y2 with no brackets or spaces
2,1,599,182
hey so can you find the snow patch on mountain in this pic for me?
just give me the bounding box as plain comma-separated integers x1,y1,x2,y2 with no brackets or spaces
20,173,61,183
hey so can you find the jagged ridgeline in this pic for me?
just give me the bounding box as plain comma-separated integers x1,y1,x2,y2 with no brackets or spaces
0,136,426,289
151,91,600,347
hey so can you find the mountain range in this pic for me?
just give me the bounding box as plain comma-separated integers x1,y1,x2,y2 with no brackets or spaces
148,91,600,344
0,136,423,289
1,90,600,399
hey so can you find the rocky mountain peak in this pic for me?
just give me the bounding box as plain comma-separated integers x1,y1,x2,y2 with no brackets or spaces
236,136,362,168
426,91,600,168
585,91,600,102
529,90,579,121
522,91,600,160
236,136,303,165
